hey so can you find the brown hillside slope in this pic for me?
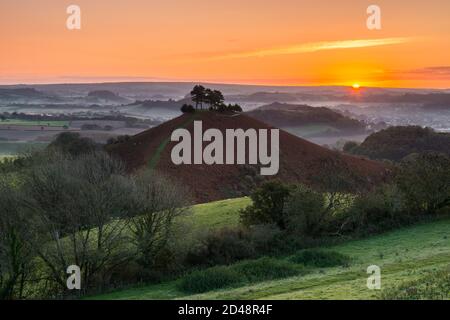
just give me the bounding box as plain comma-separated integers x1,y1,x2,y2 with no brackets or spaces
108,112,389,203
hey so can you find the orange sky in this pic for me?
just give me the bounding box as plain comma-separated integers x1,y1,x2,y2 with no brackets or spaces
1,0,449,88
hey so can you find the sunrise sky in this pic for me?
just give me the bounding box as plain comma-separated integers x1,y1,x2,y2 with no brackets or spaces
1,0,449,88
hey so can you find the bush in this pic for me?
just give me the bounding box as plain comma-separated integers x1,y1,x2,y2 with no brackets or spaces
240,181,292,229
233,257,302,282
342,141,359,153
178,266,241,294
396,152,450,215
289,249,351,268
284,184,327,236
48,132,97,156
185,228,255,266
181,104,195,113
344,184,407,235
179,257,304,294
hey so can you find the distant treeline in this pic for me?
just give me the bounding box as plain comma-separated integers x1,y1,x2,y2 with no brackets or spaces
344,126,450,161
0,112,161,126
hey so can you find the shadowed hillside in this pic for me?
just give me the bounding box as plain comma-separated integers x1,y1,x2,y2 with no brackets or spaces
347,126,450,161
108,111,389,203
246,103,366,134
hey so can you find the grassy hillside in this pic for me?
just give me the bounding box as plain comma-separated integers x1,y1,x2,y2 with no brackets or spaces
89,200,450,300
109,111,388,203
186,197,250,231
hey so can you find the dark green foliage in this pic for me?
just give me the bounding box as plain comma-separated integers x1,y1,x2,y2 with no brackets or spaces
0,180,35,300
178,266,241,294
396,152,450,215
179,257,303,294
344,184,406,234
106,135,131,145
228,104,243,112
48,132,97,156
240,181,292,229
181,104,195,113
0,150,189,298
189,85,241,113
205,89,225,110
216,103,243,113
247,103,366,132
190,85,207,110
284,185,327,236
289,250,351,268
232,257,302,282
185,228,255,267
350,126,450,161
342,141,360,153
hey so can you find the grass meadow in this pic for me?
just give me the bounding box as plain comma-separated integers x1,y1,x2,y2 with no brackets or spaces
88,197,450,300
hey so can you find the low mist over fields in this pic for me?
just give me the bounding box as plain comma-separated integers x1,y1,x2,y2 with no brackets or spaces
1,82,449,156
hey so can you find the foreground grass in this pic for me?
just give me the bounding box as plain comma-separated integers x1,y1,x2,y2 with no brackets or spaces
90,217,450,300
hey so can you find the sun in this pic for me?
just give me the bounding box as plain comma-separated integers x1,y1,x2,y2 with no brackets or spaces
352,83,361,89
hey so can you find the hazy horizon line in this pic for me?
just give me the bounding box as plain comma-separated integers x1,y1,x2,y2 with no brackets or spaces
0,79,448,91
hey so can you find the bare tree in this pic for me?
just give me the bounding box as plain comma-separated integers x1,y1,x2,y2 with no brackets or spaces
2,149,191,298
22,151,134,295
127,171,191,269
0,178,35,299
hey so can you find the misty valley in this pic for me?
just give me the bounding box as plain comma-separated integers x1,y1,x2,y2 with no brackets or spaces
0,83,449,159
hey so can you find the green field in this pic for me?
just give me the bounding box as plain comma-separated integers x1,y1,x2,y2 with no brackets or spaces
89,196,450,300
185,197,250,231
0,119,69,127
0,141,48,156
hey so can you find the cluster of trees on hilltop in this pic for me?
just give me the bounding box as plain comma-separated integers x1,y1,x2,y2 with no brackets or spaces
181,85,242,113
343,126,450,161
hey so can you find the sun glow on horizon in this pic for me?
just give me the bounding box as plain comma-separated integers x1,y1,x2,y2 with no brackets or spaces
0,1,449,88
352,83,361,89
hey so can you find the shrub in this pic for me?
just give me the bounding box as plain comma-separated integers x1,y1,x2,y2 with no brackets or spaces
240,181,292,229
233,257,302,282
342,141,360,153
181,104,195,113
289,249,351,268
106,135,131,145
396,152,450,215
284,184,327,236
179,257,304,294
345,184,407,235
48,132,97,156
178,266,241,294
185,228,255,266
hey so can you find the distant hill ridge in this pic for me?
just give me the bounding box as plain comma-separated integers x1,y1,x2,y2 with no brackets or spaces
348,126,450,161
0,88,46,99
246,102,366,132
